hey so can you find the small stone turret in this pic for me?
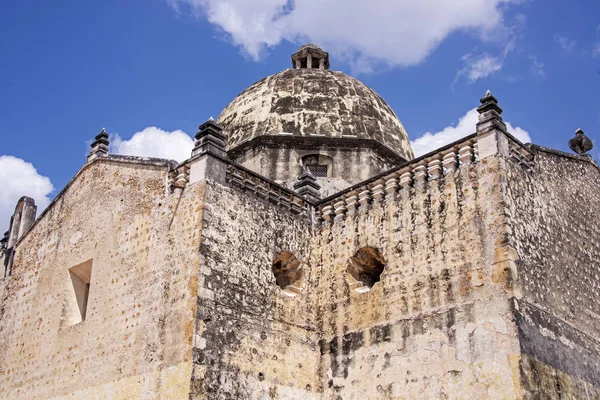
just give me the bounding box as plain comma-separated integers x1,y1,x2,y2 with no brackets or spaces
87,128,110,162
293,170,321,203
568,128,593,155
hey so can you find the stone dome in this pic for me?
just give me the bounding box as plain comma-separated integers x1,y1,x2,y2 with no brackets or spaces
217,47,414,161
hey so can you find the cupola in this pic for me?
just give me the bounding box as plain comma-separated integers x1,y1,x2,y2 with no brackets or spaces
291,44,330,70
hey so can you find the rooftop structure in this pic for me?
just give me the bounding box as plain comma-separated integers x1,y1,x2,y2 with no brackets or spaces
0,45,599,400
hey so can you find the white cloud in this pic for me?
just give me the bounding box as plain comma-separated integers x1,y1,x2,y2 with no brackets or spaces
456,54,504,83
111,127,194,162
530,56,546,77
0,156,54,232
169,0,520,69
554,35,576,53
410,108,532,157
455,36,518,84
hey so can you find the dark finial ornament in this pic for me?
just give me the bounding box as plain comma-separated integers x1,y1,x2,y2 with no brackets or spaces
476,89,507,135
568,129,593,155
87,128,110,161
91,128,109,147
293,170,321,202
191,119,227,157
477,90,503,116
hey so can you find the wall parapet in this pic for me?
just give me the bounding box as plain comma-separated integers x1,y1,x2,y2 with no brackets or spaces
169,151,314,218
508,135,534,170
316,132,533,225
168,125,533,225
224,162,312,217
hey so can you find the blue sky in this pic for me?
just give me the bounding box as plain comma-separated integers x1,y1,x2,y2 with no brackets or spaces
1,0,599,226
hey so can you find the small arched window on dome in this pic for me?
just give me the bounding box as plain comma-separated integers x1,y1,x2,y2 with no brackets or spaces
302,154,332,178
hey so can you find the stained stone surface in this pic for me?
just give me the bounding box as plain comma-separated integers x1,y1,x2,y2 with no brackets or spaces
217,68,414,160
505,148,600,397
1,131,599,399
1,56,599,399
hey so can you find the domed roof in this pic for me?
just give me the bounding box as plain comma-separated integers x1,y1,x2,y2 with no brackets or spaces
217,47,414,160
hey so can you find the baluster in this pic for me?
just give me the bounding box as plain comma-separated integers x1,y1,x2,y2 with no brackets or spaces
268,188,279,204
279,196,291,210
334,200,347,221
231,172,244,188
345,194,358,214
321,205,334,222
459,144,473,166
442,151,458,173
358,190,371,208
244,178,256,192
174,168,187,189
372,182,385,202
256,184,268,199
427,159,442,180
413,164,427,184
399,170,412,189
385,176,398,200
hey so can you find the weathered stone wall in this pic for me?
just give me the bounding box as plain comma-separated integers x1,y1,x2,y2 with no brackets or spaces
233,145,392,197
312,157,523,399
505,149,600,398
2,141,598,400
190,181,319,399
0,159,205,399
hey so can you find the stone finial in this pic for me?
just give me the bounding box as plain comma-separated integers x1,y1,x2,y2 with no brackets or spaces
87,128,110,161
568,128,594,155
192,119,227,158
476,90,507,135
293,170,321,202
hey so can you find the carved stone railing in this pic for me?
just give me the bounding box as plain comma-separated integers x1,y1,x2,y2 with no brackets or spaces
316,136,481,224
224,163,312,216
167,155,312,216
508,136,534,170
316,133,534,225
